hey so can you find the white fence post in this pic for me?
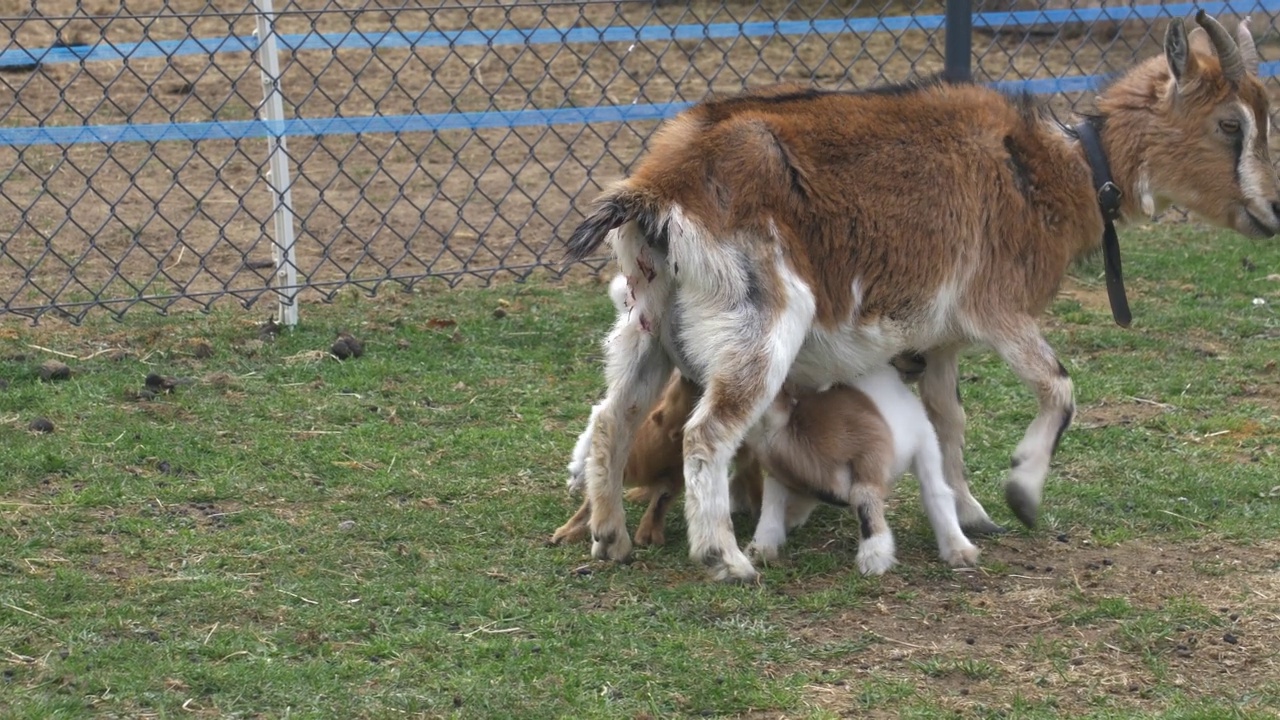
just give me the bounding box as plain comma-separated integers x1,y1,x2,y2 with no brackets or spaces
254,0,300,327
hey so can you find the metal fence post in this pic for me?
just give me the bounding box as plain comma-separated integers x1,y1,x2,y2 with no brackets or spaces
253,0,300,328
943,0,973,83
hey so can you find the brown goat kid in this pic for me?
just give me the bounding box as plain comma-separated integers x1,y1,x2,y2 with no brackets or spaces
553,277,764,548
552,369,765,547
564,12,1279,582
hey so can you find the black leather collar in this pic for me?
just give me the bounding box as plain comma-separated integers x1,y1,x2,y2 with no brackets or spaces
1074,119,1131,328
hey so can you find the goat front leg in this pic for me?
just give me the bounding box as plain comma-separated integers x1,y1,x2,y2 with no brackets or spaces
987,320,1075,528
745,474,792,564
911,424,980,569
585,321,674,564
919,345,1004,535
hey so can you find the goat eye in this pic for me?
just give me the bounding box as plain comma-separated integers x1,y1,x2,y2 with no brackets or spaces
1220,119,1242,134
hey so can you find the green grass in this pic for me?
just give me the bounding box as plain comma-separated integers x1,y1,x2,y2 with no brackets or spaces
2,222,1280,718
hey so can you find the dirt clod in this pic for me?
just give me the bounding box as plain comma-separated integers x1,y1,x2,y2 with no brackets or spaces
340,332,364,356
145,373,191,394
492,307,508,319
331,332,364,360
38,360,71,381
338,520,356,531
189,340,214,358
28,417,55,433
1223,633,1239,645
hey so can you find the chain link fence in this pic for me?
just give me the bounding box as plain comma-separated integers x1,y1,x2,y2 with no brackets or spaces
1,0,1278,324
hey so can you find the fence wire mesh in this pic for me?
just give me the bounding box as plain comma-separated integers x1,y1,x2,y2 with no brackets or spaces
1,0,1277,323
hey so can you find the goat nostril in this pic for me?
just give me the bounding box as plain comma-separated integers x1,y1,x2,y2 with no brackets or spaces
1271,202,1280,219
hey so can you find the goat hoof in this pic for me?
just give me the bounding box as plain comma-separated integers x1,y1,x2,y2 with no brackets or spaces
962,518,1008,536
1004,483,1040,528
591,530,633,563
856,535,897,576
944,543,981,569
633,527,665,547
549,525,584,546
746,541,780,565
703,547,760,584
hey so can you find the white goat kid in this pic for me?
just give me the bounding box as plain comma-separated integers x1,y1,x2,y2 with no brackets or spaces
745,367,979,575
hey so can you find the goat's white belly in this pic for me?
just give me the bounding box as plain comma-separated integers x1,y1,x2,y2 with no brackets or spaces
787,320,933,389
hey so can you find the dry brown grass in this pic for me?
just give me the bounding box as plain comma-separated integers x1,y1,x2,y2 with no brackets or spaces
0,1,1270,319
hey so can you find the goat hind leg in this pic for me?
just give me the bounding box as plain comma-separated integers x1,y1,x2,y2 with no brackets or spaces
989,321,1075,528
919,345,1004,535
684,346,806,582
551,498,592,545
565,403,602,495
585,323,674,563
633,484,675,547
850,481,896,576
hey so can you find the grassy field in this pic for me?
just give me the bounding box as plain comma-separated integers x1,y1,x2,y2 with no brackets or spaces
2,222,1280,718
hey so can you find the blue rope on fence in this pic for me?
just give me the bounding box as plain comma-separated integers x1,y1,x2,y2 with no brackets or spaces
5,59,1280,148
0,1,1276,147
1,0,1274,69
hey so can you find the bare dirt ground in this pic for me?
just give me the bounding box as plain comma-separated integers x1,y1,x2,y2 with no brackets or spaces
1,0,1244,320
790,535,1280,717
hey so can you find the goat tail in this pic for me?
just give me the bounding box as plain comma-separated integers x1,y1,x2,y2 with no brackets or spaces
562,183,667,268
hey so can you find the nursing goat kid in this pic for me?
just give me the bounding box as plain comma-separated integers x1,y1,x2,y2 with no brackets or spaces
745,367,980,575
554,367,766,548
564,12,1280,583
554,275,765,549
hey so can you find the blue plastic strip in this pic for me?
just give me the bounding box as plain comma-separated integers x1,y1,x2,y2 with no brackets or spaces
4,58,1280,148
1,0,1275,69
0,104,695,146
2,2,1279,147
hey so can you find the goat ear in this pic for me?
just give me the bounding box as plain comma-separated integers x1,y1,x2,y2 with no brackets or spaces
1186,26,1213,57
1165,17,1200,85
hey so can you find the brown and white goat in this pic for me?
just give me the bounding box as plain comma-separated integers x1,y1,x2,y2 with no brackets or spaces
563,12,1280,582
745,365,980,575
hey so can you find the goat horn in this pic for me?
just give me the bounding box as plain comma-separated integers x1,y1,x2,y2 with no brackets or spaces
1237,16,1259,75
1195,10,1245,82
